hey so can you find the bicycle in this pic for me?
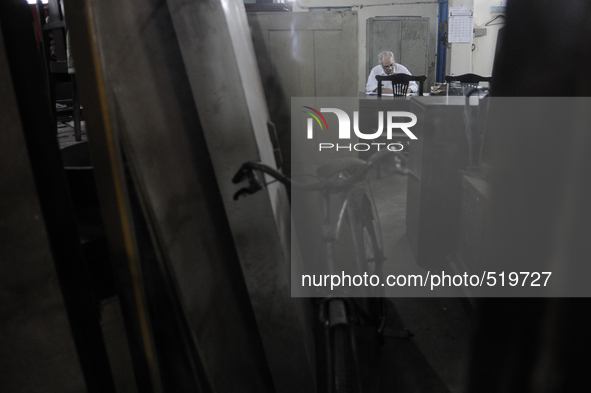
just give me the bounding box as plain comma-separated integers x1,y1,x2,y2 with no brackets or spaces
233,149,416,393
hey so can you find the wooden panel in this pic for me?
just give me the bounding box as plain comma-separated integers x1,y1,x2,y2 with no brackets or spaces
269,29,315,96
314,30,346,96
400,19,429,76
248,11,358,177
66,0,316,391
249,11,358,97
158,1,318,392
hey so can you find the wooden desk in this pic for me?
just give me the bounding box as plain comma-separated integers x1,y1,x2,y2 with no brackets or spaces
405,96,480,269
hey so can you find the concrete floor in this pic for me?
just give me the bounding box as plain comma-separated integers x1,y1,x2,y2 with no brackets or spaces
57,119,86,149
358,171,476,393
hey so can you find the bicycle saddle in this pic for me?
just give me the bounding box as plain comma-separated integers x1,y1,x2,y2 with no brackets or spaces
316,157,366,180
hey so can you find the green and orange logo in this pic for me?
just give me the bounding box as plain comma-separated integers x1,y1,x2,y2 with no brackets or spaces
302,106,329,138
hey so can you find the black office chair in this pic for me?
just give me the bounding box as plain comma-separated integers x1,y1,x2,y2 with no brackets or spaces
445,73,492,96
376,74,427,97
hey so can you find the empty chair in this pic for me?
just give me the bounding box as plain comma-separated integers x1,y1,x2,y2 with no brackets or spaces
376,74,427,97
445,73,492,96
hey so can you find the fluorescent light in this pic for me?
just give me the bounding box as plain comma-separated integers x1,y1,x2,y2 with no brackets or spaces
27,0,49,4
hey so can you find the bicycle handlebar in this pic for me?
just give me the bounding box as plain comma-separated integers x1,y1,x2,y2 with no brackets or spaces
232,149,418,200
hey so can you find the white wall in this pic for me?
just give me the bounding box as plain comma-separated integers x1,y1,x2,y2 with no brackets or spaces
445,0,505,77
472,0,505,76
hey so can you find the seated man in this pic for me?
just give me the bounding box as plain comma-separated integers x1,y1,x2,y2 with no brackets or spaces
366,51,418,94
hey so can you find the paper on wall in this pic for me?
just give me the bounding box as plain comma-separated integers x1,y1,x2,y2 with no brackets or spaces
449,7,474,43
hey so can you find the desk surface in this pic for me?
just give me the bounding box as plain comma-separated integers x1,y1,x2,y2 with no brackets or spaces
359,92,482,106
411,95,481,107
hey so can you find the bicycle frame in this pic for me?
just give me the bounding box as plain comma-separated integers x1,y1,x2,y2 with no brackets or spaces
315,174,384,393
233,150,415,393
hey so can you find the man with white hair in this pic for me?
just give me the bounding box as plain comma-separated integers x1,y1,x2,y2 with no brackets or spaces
366,51,418,93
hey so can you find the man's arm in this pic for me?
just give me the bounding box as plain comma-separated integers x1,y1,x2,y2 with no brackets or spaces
366,66,378,92
395,64,419,93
